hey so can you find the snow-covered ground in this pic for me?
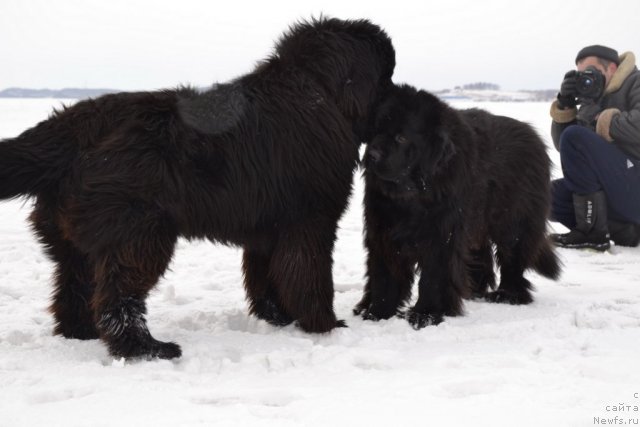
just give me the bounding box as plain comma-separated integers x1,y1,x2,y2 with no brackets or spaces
0,98,639,427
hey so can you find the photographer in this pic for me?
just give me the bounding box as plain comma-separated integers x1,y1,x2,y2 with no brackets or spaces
550,45,640,251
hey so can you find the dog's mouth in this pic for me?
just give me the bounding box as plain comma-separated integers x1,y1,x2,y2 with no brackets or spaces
370,168,432,199
373,173,422,196
367,163,409,184
369,163,413,182
373,173,403,185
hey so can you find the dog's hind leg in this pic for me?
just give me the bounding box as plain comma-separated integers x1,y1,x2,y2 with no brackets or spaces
242,239,293,327
486,231,534,305
86,212,181,360
467,244,496,299
268,219,343,333
30,200,99,340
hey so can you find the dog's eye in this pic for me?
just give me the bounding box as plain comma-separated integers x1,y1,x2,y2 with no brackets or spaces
395,134,408,144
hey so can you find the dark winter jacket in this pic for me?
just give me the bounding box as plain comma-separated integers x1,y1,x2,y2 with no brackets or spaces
550,52,640,160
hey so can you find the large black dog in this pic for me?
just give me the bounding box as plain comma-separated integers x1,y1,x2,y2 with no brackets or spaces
355,84,561,329
0,18,395,359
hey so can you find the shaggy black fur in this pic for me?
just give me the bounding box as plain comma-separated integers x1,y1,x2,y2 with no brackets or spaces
0,17,395,359
355,84,561,329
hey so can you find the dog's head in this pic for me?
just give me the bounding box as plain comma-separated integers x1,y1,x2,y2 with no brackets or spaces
365,84,457,199
275,17,396,131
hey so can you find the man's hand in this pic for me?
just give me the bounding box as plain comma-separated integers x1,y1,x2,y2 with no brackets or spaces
557,70,578,109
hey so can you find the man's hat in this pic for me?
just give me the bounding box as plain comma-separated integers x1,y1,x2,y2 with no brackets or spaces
575,45,620,65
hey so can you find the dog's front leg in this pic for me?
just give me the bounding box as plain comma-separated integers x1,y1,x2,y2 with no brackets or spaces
243,241,293,327
406,226,469,329
355,230,415,321
268,219,344,333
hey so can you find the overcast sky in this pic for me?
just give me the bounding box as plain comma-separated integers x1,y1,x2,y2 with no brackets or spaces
1,0,639,92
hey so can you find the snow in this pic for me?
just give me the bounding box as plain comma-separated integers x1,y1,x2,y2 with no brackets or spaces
1,98,639,426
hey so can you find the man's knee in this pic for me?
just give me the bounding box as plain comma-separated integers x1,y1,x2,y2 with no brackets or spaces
559,125,591,154
559,125,611,166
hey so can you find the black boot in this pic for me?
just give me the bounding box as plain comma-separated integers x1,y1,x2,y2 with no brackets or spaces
608,219,640,247
551,191,610,251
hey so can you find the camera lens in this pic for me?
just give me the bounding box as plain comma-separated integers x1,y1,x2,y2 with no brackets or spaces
574,68,604,100
580,78,593,88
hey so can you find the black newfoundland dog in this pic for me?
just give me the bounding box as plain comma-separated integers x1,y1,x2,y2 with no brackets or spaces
355,84,561,329
0,18,395,359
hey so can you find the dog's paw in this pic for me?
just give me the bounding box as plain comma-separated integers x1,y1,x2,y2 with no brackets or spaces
352,300,369,316
470,290,489,300
360,307,380,322
55,323,100,340
294,319,346,332
253,299,294,327
403,309,443,330
263,313,294,327
108,337,182,361
485,289,533,305
357,304,398,322
296,310,344,333
335,319,348,328
98,298,182,360
147,341,183,360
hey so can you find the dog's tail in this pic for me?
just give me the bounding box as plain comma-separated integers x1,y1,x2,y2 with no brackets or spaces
0,116,74,200
533,238,562,280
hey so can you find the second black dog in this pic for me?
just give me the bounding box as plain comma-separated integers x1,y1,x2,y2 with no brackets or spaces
355,84,561,329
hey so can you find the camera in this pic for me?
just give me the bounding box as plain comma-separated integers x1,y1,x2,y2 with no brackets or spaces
575,66,605,100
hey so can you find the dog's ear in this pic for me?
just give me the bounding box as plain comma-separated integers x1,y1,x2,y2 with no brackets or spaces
413,93,457,174
339,69,376,119
435,129,456,169
421,128,456,174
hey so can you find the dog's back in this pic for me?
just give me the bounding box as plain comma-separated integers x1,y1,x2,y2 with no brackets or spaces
460,109,551,211
0,89,184,200
460,108,560,281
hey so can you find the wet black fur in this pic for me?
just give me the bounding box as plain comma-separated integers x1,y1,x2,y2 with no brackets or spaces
355,84,561,329
0,18,395,359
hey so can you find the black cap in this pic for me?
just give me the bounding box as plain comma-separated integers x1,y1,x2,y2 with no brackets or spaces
575,45,620,65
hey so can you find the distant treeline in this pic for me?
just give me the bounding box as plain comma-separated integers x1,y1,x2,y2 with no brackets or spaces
437,83,557,102
518,89,557,101
456,82,501,91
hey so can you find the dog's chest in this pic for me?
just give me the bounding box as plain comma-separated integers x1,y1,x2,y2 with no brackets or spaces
384,204,433,246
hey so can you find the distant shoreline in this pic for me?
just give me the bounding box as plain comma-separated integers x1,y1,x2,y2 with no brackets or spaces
0,87,557,102
0,88,117,99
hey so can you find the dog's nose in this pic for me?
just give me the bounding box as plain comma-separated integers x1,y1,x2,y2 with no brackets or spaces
368,149,382,163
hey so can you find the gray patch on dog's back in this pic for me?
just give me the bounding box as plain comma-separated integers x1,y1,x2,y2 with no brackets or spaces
177,83,247,134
